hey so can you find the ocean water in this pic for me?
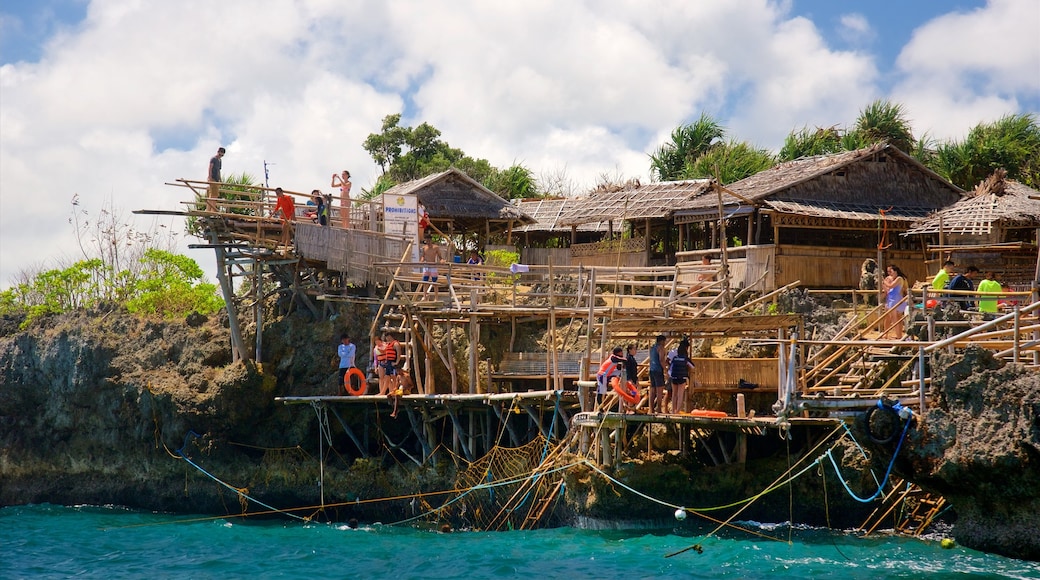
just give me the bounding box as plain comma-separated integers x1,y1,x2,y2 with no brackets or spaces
1,505,1038,579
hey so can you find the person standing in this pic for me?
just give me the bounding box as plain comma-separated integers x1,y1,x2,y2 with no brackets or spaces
595,346,625,410
977,271,1002,315
271,187,295,252
420,237,444,301
882,265,909,339
331,170,352,228
931,260,955,291
667,339,694,414
336,334,357,395
206,147,225,212
948,266,980,310
379,332,402,396
647,335,667,414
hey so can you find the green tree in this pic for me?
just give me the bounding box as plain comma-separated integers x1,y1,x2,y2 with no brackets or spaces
778,126,843,161
649,113,725,181
362,113,409,174
687,140,776,183
126,249,223,318
484,164,537,200
929,113,1040,190
850,99,915,153
362,113,542,198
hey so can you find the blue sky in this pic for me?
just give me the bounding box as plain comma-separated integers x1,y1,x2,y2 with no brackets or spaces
0,0,1037,287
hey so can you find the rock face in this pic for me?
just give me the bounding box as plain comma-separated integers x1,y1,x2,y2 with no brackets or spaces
0,308,445,521
897,346,1040,561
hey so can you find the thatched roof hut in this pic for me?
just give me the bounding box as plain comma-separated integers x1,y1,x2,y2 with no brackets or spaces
675,143,963,225
514,197,608,235
906,170,1040,237
383,168,534,234
904,170,1040,285
556,179,713,226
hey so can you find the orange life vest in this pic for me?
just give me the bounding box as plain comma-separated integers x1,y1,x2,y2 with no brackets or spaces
383,340,400,363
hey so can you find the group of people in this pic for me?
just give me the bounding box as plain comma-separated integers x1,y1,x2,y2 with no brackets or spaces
336,332,409,416
882,259,1008,339
595,335,696,414
205,147,354,248
932,261,1003,314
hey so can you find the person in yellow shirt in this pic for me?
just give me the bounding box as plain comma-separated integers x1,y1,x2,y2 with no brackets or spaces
977,271,1002,315
931,260,955,290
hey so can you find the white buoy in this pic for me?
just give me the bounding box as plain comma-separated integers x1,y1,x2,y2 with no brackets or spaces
674,508,687,521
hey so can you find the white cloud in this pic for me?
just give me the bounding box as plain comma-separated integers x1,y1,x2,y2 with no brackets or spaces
838,13,875,45
892,0,1040,140
1,0,1036,287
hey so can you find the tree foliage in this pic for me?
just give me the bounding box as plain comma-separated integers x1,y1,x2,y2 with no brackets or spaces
126,249,223,318
649,114,773,183
649,113,725,181
777,99,917,162
928,113,1040,190
851,100,915,154
3,199,222,327
362,113,542,200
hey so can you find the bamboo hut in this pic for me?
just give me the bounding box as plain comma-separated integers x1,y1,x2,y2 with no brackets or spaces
672,143,964,290
382,168,535,247
551,179,714,268
905,169,1040,286
513,197,609,265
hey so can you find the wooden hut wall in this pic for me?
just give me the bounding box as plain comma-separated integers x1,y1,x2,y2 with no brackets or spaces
296,222,408,285
523,247,572,266
773,245,926,288
771,153,961,209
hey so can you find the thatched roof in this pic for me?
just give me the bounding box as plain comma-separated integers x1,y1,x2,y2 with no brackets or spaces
383,168,534,231
905,170,1040,235
675,143,963,222
555,179,713,227
514,198,609,233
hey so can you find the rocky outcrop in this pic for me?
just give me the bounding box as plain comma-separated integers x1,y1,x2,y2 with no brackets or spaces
895,346,1040,560
0,308,445,521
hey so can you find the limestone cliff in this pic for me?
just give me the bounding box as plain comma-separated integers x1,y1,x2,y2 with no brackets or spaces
892,347,1040,561
0,308,448,521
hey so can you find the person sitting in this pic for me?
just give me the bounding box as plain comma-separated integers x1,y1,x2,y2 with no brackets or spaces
948,266,980,310
466,250,484,281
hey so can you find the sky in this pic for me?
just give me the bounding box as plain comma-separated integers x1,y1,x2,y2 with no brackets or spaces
1,0,1038,288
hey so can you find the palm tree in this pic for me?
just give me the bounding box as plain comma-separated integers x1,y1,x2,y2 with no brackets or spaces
778,125,843,161
851,99,915,153
687,140,776,183
649,113,725,181
928,113,1040,190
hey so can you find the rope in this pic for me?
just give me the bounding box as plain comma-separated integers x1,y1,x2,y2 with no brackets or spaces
825,414,913,503
175,431,307,521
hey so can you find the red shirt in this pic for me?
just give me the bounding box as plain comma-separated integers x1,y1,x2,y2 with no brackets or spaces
274,195,295,221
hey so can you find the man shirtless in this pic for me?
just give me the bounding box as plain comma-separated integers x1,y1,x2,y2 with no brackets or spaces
420,237,444,301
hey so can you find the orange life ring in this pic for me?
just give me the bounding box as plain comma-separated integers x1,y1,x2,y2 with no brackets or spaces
344,367,367,396
610,376,641,405
687,409,728,418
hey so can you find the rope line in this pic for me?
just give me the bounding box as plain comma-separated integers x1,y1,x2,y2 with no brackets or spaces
825,415,912,503
175,431,307,521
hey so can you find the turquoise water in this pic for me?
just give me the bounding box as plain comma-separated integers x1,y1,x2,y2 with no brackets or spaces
1,505,1038,579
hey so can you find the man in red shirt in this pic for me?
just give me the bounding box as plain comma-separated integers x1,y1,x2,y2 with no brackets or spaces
271,187,295,252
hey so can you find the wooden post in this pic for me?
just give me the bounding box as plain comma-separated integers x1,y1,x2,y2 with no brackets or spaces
468,291,478,394
425,315,435,394
254,258,263,363
212,241,246,362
